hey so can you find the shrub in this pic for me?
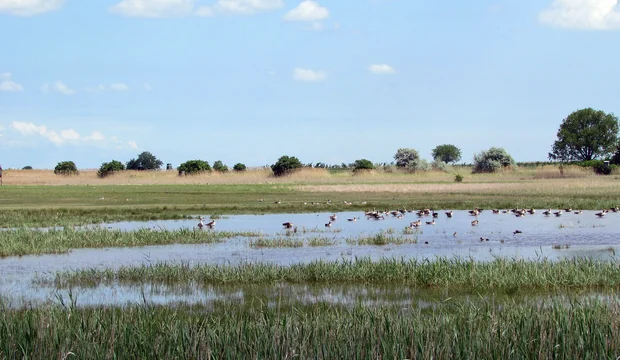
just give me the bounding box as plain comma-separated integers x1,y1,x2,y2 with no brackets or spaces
213,160,229,173
271,156,303,177
54,161,78,176
472,147,516,173
126,151,163,171
431,160,451,172
393,148,431,172
353,159,375,171
22,166,33,170
97,160,125,178
178,160,211,175
233,163,247,172
571,160,615,175
455,174,464,182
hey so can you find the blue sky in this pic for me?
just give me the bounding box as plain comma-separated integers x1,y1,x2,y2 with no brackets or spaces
1,0,619,169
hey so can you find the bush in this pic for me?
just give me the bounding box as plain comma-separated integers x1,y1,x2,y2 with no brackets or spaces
454,174,464,182
54,161,78,176
178,160,211,175
213,160,228,173
271,156,303,177
353,159,375,171
126,151,163,171
571,160,615,175
393,148,431,172
22,166,33,170
431,160,451,172
233,163,247,172
97,160,125,178
472,147,516,173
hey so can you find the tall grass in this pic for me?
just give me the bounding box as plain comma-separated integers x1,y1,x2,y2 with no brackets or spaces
0,298,619,359
45,257,620,293
0,228,262,257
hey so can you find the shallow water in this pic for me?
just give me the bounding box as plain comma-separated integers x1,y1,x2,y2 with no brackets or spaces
1,210,619,307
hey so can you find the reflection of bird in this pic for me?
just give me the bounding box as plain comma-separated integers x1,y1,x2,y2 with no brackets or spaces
513,230,522,235
282,222,294,229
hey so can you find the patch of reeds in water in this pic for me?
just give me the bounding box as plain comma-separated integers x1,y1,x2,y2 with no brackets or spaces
249,237,304,248
0,227,262,257
346,232,418,245
44,257,620,293
0,298,619,359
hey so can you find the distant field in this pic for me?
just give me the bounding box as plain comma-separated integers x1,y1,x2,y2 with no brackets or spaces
0,166,618,227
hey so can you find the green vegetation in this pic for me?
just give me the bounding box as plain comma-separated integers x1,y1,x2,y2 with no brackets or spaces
352,158,374,171
0,228,262,257
22,165,33,170
213,160,228,172
1,298,619,359
54,161,78,176
432,144,462,163
249,237,304,248
45,257,620,292
126,151,163,170
393,147,429,172
473,147,516,173
97,160,125,178
271,155,303,176
549,107,619,162
233,163,246,171
177,159,211,174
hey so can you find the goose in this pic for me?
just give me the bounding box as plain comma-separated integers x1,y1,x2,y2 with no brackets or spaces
471,220,479,226
542,209,552,216
445,210,453,218
574,210,582,215
274,200,281,204
425,219,435,225
492,209,500,214
197,216,204,229
282,222,294,229
564,207,572,212
347,217,358,222
480,237,489,242
553,210,563,217
325,221,332,227
206,220,216,229
329,214,337,221
527,209,536,215
595,211,606,218
513,230,522,235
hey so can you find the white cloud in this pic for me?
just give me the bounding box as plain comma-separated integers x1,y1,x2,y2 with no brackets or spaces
42,81,76,95
8,121,129,148
0,72,24,92
110,0,195,18
194,5,213,16
293,67,327,82
110,83,129,91
0,0,64,16
283,0,329,22
539,0,620,29
215,0,283,14
0,72,11,79
368,64,396,75
128,140,138,149
143,82,152,91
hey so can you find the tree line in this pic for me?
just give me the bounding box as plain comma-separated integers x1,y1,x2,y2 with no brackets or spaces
50,107,620,178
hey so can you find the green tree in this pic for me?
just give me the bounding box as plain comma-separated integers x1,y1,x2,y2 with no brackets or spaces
233,163,247,172
126,151,163,170
432,144,462,164
353,159,375,171
97,160,125,178
549,108,619,162
54,161,78,176
213,160,229,172
473,147,516,173
271,155,302,177
178,160,211,175
612,144,620,165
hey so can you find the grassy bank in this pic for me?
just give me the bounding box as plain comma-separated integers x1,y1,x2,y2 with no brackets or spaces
0,228,262,257
1,298,619,359
44,257,620,293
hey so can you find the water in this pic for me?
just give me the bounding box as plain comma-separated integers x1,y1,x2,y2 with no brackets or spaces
1,210,619,307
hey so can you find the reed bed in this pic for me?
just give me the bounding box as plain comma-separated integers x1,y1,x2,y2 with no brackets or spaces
249,237,304,248
0,298,619,359
0,228,262,257
45,257,620,293
346,233,418,245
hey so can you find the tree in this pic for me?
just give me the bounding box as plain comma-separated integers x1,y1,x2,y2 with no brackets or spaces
432,144,462,164
393,148,428,171
548,108,619,162
612,144,620,165
213,160,228,172
233,163,247,172
97,160,125,178
54,161,78,176
126,151,163,170
353,159,374,171
178,160,211,175
473,147,516,173
271,155,302,177
22,166,33,170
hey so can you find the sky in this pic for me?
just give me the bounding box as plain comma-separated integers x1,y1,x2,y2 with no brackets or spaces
1,0,620,170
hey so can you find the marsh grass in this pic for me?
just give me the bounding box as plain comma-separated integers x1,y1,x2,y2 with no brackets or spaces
249,237,304,248
0,228,262,257
1,298,619,359
44,257,620,292
347,233,418,246
307,236,337,246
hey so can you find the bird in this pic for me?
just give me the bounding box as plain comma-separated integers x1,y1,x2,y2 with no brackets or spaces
282,222,294,229
574,210,583,215
445,210,453,218
513,230,522,235
543,209,552,216
347,217,358,222
453,232,458,237
595,211,606,218
480,237,489,242
274,200,281,204
206,220,216,229
425,219,435,225
197,216,204,229
329,214,337,221
325,221,332,227
471,220,479,226
553,210,563,217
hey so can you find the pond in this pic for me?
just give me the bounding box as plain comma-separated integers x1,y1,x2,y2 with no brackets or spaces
1,210,618,307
